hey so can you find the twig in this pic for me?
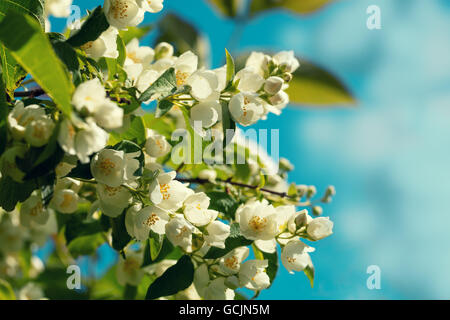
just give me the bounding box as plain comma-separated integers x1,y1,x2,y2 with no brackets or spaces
13,88,46,98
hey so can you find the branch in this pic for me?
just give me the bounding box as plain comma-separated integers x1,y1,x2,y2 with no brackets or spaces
176,177,295,199
13,88,46,98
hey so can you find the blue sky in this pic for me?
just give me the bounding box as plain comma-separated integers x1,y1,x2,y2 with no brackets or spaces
48,0,450,299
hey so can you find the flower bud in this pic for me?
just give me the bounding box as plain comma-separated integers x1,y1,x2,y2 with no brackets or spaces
279,157,294,171
269,90,289,108
306,185,316,198
312,205,323,217
155,42,174,60
296,184,308,197
198,169,217,183
307,217,333,240
264,76,284,95
294,209,309,229
282,72,293,82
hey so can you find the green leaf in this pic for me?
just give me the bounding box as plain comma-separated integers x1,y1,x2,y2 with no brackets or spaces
304,264,315,288
104,35,126,80
66,6,109,47
149,230,164,261
0,175,37,211
139,67,176,103
204,223,252,259
250,0,335,17
0,0,45,28
0,12,73,115
287,59,356,106
109,116,146,146
155,13,210,68
145,255,194,300
111,210,132,252
66,161,93,180
208,0,243,18
0,279,16,300
51,39,80,74
0,45,27,96
64,213,110,244
123,284,138,300
206,191,239,219
220,100,236,148
225,48,235,85
119,25,153,45
142,237,182,267
0,74,8,154
68,233,105,258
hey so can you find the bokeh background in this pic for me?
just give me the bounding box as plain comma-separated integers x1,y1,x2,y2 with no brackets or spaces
46,0,450,299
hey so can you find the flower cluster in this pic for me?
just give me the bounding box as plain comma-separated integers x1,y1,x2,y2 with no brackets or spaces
0,0,337,300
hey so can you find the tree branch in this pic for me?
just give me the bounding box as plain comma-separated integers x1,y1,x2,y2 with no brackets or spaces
176,177,294,199
13,88,46,98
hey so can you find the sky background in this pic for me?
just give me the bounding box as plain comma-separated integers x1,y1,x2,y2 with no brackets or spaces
48,0,450,299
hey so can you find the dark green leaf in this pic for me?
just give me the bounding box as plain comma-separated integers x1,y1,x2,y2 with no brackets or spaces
51,40,80,73
111,210,132,252
304,264,314,288
149,230,164,261
0,12,73,115
145,255,194,300
142,237,182,267
64,213,110,244
0,175,37,211
0,0,45,28
220,100,236,148
109,115,146,146
123,284,138,300
66,6,109,47
204,223,252,259
206,191,239,219
0,74,8,154
139,67,176,103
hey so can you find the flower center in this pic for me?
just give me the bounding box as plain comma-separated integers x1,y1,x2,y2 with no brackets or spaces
160,183,170,200
224,256,238,270
287,257,296,264
29,202,43,217
60,193,74,209
143,213,159,227
111,0,130,20
80,41,93,51
176,70,189,86
99,158,116,176
248,216,267,232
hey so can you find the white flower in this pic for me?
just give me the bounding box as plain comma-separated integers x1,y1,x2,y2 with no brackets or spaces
198,169,217,183
235,67,265,93
165,215,194,251
204,221,230,248
174,51,198,86
287,209,312,234
190,101,221,128
137,0,164,13
229,93,264,127
72,78,107,113
136,68,159,92
0,144,27,182
0,214,27,254
213,65,227,92
91,148,141,187
58,118,109,163
149,171,193,211
238,260,271,290
50,189,79,214
187,70,219,101
183,192,218,227
96,184,133,217
125,38,155,66
124,63,144,84
236,199,279,240
104,0,145,30
19,283,47,300
125,203,142,238
55,156,77,178
24,115,55,147
269,90,289,110
254,239,277,253
154,42,173,60
7,102,46,140
94,99,124,129
219,246,249,275
306,217,334,240
264,76,284,95
273,50,300,73
20,196,49,228
281,240,315,274
134,205,170,240
116,250,144,286
145,129,171,158
245,52,270,77
203,277,235,300
45,0,72,17
81,27,119,59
